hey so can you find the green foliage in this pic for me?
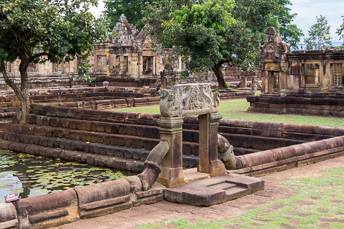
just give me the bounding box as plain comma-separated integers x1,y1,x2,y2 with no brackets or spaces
337,16,344,45
161,0,236,71
0,0,106,120
143,0,302,84
104,0,161,29
305,15,333,50
233,0,303,49
0,0,105,64
77,56,95,84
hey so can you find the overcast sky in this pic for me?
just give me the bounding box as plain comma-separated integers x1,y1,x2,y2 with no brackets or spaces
90,0,344,41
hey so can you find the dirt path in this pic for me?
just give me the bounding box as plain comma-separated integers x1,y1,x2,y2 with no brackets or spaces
57,156,344,229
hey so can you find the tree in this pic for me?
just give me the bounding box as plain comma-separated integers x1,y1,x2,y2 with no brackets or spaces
144,0,302,88
0,0,105,123
233,0,303,49
337,16,344,45
105,0,157,29
305,15,332,50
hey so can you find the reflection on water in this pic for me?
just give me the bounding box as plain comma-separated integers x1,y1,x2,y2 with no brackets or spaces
0,150,129,202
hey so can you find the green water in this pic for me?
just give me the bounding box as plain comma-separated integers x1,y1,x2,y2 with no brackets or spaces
0,150,129,202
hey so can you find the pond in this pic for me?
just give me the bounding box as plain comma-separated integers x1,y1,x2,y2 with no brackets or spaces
0,150,129,202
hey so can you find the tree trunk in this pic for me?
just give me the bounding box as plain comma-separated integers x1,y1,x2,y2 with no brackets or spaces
18,61,30,124
0,60,30,124
212,62,227,89
18,95,30,124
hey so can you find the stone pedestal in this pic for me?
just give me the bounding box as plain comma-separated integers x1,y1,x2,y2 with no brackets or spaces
158,117,185,188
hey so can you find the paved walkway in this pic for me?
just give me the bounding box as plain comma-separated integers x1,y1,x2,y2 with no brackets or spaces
57,156,344,229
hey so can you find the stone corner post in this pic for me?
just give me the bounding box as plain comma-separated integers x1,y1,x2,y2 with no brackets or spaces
158,117,185,188
198,112,226,176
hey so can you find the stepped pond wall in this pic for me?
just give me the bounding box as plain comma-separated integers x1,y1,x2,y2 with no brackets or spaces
1,104,343,172
1,105,344,228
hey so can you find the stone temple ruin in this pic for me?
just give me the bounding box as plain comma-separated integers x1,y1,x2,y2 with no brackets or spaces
0,82,264,228
0,15,251,122
2,76,344,228
248,27,344,117
1,25,344,226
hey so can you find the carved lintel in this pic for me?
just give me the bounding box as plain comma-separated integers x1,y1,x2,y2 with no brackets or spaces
160,83,219,117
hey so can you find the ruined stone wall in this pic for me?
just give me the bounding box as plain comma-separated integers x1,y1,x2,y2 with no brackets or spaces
247,94,344,117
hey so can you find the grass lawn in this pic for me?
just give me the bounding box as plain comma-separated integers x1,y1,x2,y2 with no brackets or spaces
136,167,344,229
114,99,344,128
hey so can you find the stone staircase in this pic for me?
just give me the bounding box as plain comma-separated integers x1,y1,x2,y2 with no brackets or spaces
0,96,20,122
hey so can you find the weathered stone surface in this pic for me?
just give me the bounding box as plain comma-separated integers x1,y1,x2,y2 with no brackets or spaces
0,203,18,229
160,83,219,117
138,141,169,190
17,189,79,229
75,179,131,218
236,136,344,170
248,94,344,118
164,174,264,206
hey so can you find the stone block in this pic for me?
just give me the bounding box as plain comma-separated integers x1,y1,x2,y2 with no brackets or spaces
164,174,264,207
0,203,18,229
17,189,79,229
75,178,132,218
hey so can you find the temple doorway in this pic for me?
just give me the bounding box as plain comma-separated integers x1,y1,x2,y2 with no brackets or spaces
267,71,279,93
143,56,153,75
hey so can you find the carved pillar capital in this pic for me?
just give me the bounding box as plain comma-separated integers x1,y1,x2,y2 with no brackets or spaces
210,112,222,124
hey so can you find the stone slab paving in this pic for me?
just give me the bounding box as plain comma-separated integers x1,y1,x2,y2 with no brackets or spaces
56,156,344,229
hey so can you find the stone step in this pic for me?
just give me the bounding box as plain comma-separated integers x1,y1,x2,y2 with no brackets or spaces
32,92,146,103
27,113,291,150
184,168,210,183
0,123,159,151
0,112,16,118
0,139,144,173
0,130,150,161
219,125,333,142
0,129,199,170
164,174,264,206
220,132,304,151
2,123,203,157
27,114,160,137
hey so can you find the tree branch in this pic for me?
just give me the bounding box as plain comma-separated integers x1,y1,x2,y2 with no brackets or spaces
0,61,22,99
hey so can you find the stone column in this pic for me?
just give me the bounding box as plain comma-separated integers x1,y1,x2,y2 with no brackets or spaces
158,117,185,188
262,71,268,94
209,113,226,176
138,54,143,78
153,56,156,76
198,113,226,177
198,114,210,173
130,54,138,79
